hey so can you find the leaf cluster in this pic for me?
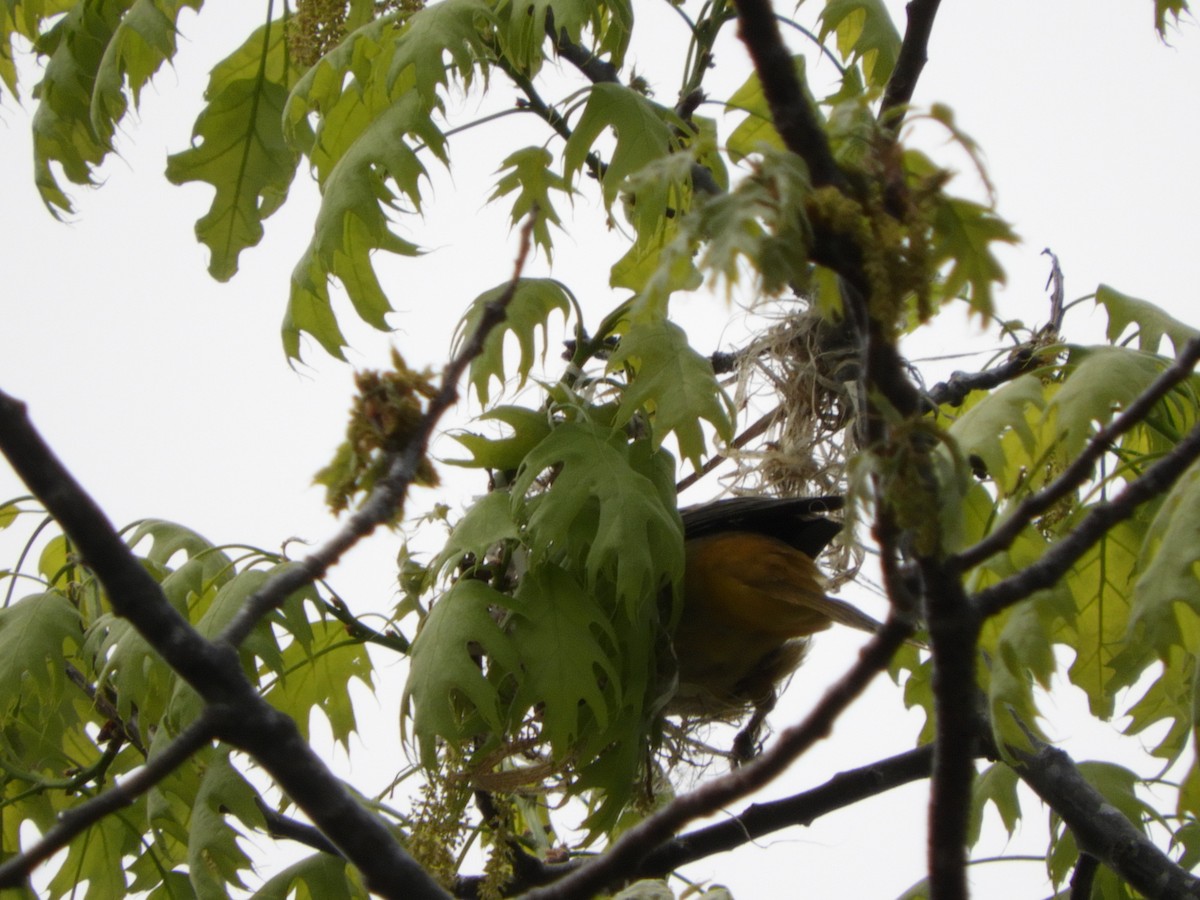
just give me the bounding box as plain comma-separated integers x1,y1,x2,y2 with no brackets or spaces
0,507,376,897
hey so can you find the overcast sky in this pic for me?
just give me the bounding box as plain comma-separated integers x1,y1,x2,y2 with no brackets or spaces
1,1,1198,896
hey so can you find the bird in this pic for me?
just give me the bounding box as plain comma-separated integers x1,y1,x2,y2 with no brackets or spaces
668,495,883,718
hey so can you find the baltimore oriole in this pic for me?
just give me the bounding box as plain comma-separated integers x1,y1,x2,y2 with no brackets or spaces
669,496,881,716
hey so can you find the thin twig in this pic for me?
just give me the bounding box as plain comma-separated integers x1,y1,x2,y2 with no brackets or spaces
523,615,913,899
926,345,1044,409
974,410,1200,618
453,744,941,897
959,336,1200,575
879,0,944,130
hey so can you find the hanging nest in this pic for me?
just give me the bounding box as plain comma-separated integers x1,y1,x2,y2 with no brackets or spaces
722,301,865,590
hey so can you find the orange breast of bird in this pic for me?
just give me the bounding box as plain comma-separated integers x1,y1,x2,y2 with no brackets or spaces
670,531,834,714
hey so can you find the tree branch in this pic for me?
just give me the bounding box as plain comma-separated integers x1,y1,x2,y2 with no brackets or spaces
0,392,449,898
1006,734,1200,898
973,409,1200,618
256,799,343,857
523,615,913,899
926,344,1044,409
957,335,1200,573
919,556,980,900
879,0,944,130
633,744,938,878
0,713,217,889
730,0,847,191
454,745,940,897
545,11,620,84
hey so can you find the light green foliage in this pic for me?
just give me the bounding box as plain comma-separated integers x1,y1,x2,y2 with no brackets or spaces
92,0,204,144
448,405,554,470
818,0,901,88
511,422,681,604
459,278,575,405
690,148,815,297
968,763,1021,846
506,567,619,757
491,146,573,258
253,853,369,900
265,613,375,747
608,319,736,469
493,0,631,74
279,1,495,358
926,194,1018,317
166,17,304,281
1156,0,1189,33
1096,283,1200,355
0,509,366,896
403,578,521,765
22,0,201,214
726,57,813,163
564,82,682,207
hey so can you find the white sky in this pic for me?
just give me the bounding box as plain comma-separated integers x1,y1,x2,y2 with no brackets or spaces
1,1,1198,896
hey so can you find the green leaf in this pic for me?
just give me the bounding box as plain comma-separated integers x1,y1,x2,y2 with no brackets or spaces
0,500,19,530
1064,520,1141,718
124,518,225,572
818,0,901,87
927,195,1018,317
1122,640,1194,762
0,591,82,711
166,17,303,282
508,567,619,757
83,551,225,723
563,82,680,208
511,422,683,612
402,579,522,765
264,615,374,748
37,533,73,583
456,278,574,405
427,490,521,579
608,319,735,470
1155,0,1188,34
490,146,572,258
31,1,127,213
448,406,554,470
968,763,1021,846
192,568,285,675
1095,284,1200,356
46,805,141,898
944,374,1045,495
1126,461,1200,657
187,749,263,899
92,0,202,147
252,853,367,900
281,2,495,359
494,0,632,74
726,56,817,163
385,0,494,104
691,149,814,298
284,88,439,359
1045,346,1168,460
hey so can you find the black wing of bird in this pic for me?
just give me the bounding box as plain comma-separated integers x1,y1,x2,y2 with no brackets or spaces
679,496,844,558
